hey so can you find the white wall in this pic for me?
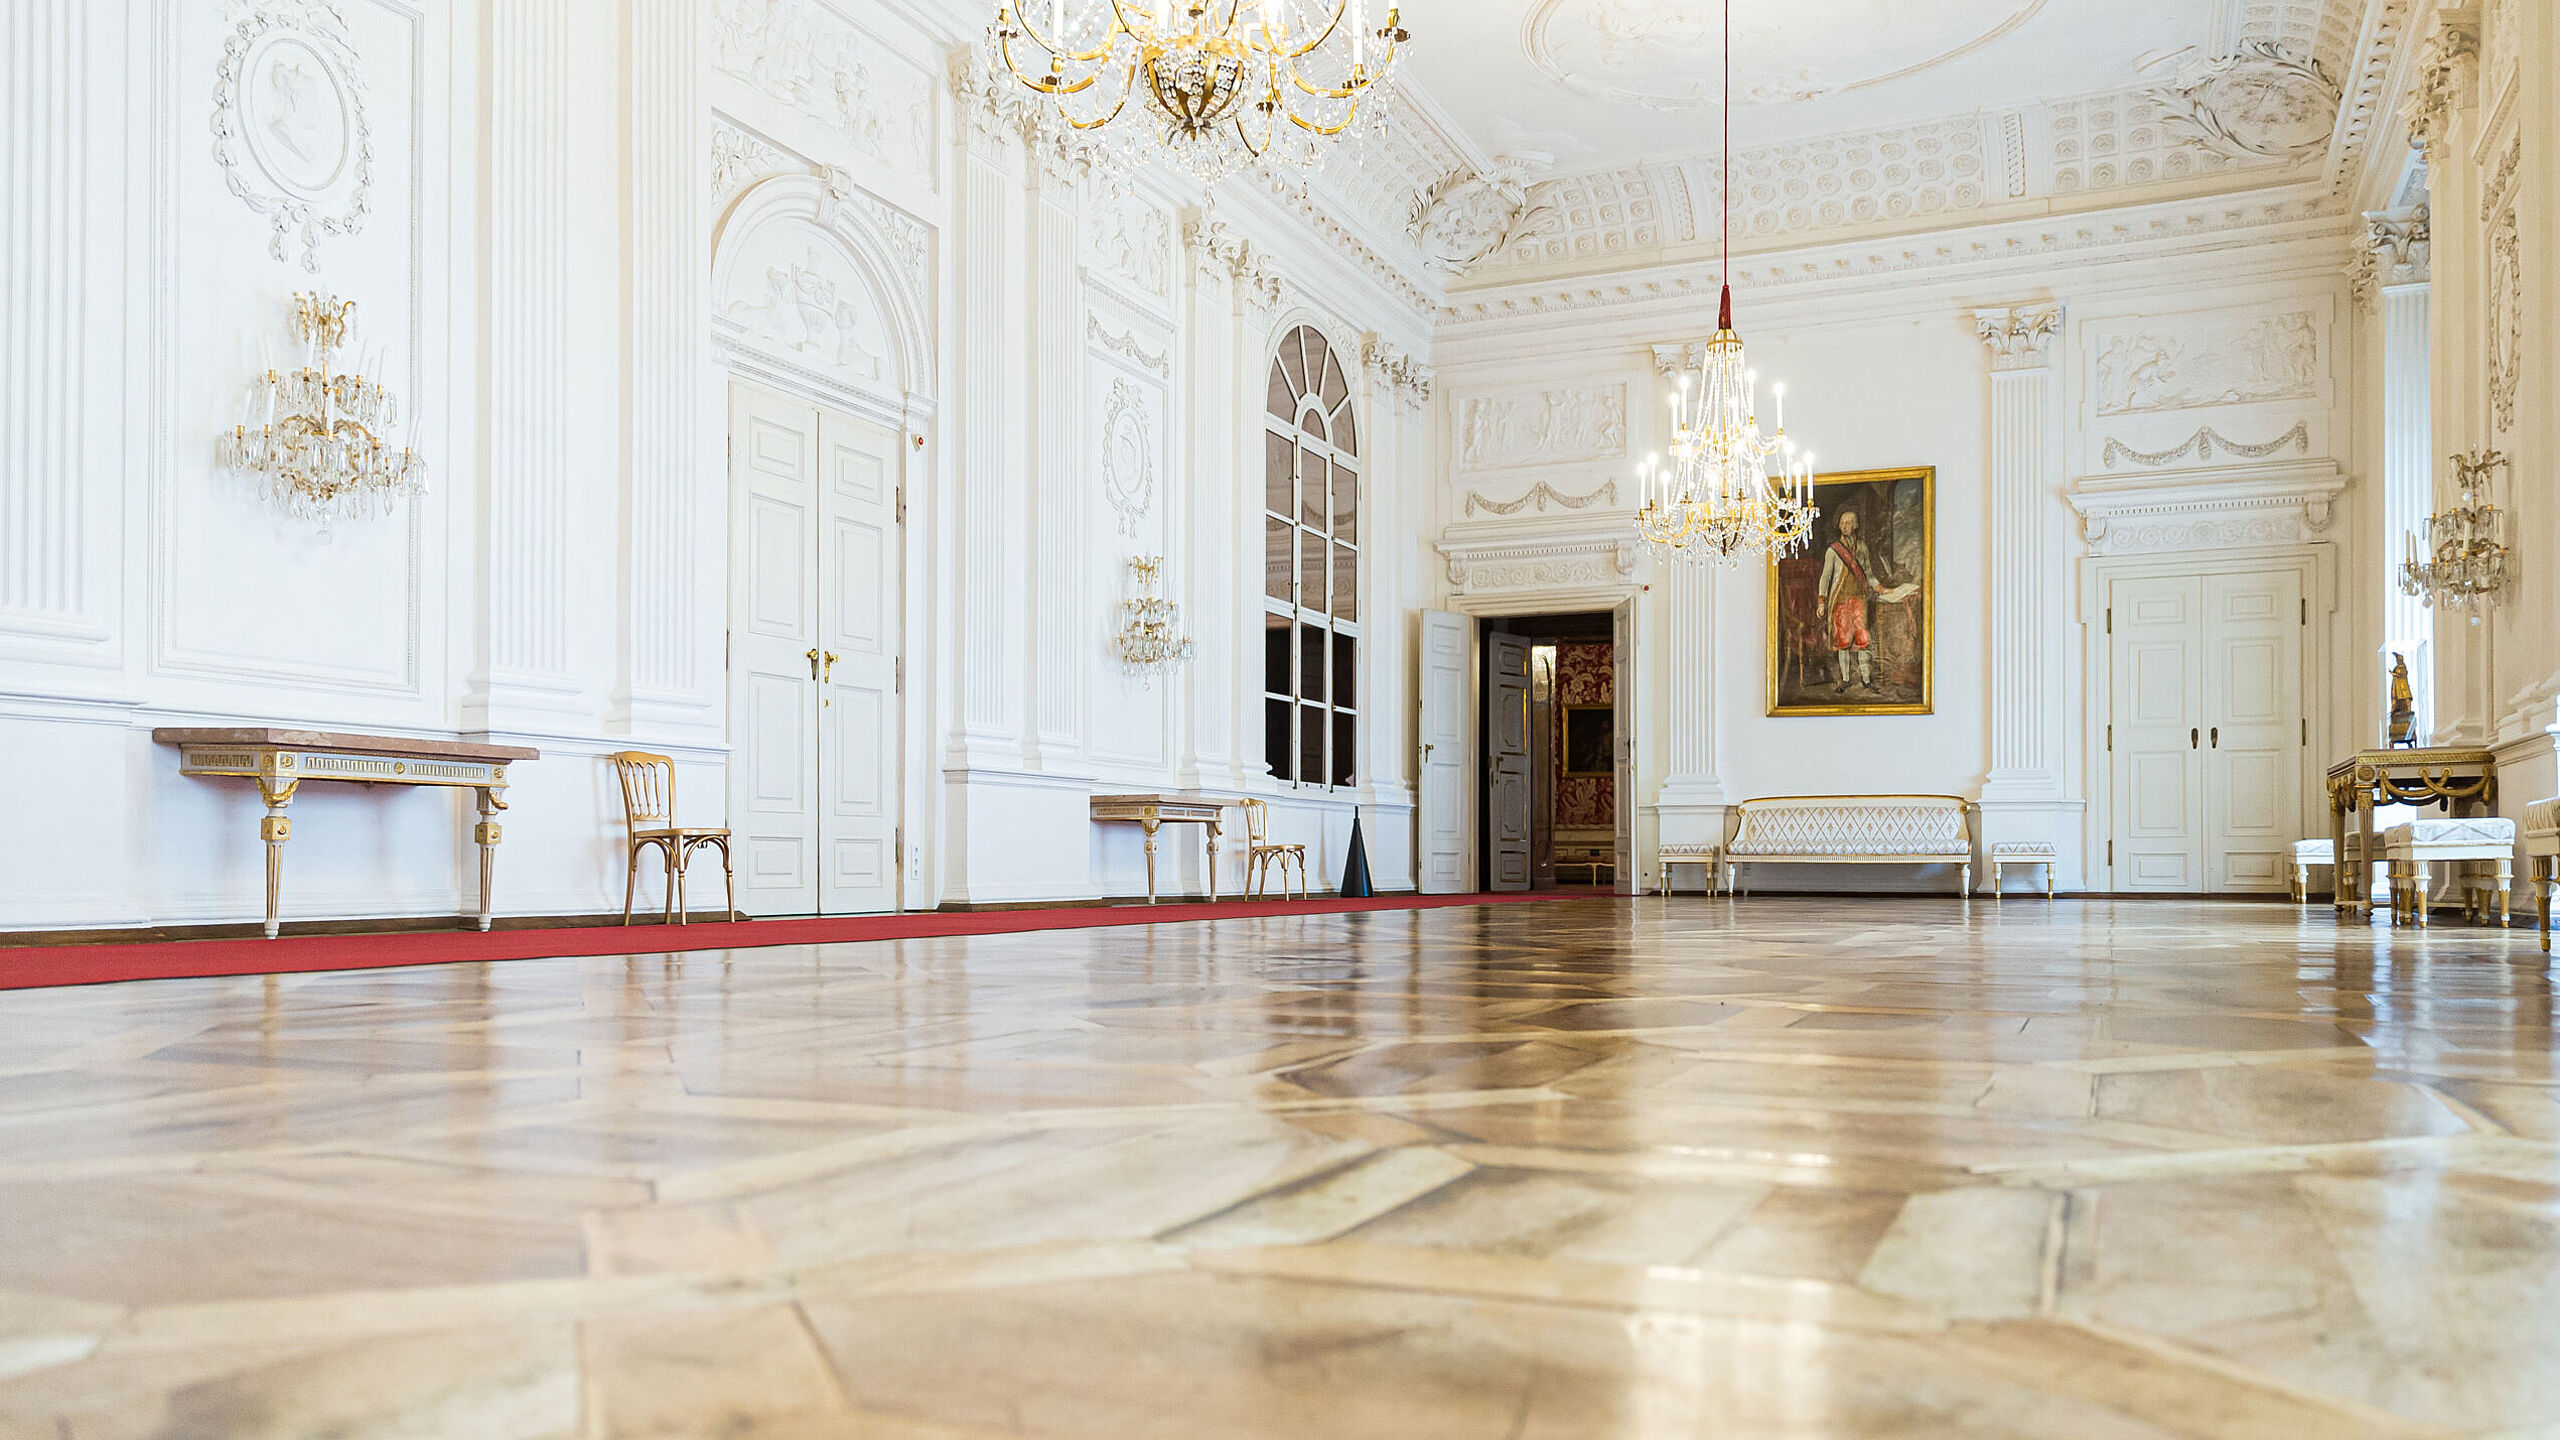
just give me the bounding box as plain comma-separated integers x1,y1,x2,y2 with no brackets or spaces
0,0,1431,932
1430,209,2368,893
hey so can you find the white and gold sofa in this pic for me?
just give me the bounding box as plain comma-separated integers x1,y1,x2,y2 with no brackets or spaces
1722,795,1975,898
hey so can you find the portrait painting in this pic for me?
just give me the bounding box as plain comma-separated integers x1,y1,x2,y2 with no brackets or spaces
1767,466,1933,716
1562,705,1615,777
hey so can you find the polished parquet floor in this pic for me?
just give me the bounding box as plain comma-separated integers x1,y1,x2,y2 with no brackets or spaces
1,897,2555,1439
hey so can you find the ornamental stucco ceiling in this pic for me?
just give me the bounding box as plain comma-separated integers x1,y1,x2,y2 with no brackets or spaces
1374,0,2394,290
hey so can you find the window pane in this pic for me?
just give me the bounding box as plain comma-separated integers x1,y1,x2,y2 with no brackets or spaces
1299,624,1326,703
1331,711,1356,788
1331,541,1357,620
1331,462,1357,542
1264,614,1292,697
1299,406,1327,446
1334,402,1358,458
1265,698,1293,781
1266,360,1293,421
1279,341,1306,402
1297,329,1322,392
1264,430,1293,515
1331,635,1356,712
1266,518,1294,602
1319,349,1348,412
1299,530,1324,614
1299,448,1325,527
1299,702,1326,784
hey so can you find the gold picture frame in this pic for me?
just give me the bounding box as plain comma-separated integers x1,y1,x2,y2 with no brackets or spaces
1766,466,1934,716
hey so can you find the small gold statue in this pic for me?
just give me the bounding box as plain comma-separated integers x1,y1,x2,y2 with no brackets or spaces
2389,653,2418,747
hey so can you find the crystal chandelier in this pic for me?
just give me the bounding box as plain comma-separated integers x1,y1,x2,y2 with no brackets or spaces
217,292,424,522
1113,556,1196,681
989,1,1408,183
2400,449,2510,624
1632,0,1816,566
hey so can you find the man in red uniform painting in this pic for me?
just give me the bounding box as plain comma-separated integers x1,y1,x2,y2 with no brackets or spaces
1813,508,1916,696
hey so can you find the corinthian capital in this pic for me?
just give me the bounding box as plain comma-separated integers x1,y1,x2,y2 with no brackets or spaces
2402,11,2480,156
1971,302,2063,372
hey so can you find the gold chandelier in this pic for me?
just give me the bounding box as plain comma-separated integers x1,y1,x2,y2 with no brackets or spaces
218,292,423,522
990,1,1408,182
1113,556,1196,682
1632,0,1816,566
2400,449,2510,624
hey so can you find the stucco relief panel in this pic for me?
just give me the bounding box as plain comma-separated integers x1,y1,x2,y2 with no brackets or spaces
2088,309,2323,417
1084,193,1173,301
711,0,935,190
1456,384,1628,473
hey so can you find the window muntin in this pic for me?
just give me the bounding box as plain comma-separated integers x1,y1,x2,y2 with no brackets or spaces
1262,325,1358,789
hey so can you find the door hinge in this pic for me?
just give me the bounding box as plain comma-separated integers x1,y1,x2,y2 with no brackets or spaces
895,657,904,695
2107,840,2114,866
2106,724,2112,751
2105,607,2112,635
2301,598,2308,625
896,487,906,525
2302,717,2309,747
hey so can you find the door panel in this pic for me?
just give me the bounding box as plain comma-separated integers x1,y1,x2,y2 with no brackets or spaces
2105,566,2308,896
1417,610,1471,894
2109,576,2204,892
1485,632,1533,892
728,384,822,916
728,382,904,917
816,409,903,916
2204,570,2302,893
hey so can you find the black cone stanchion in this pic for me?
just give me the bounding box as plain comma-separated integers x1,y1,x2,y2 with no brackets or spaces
1340,809,1376,899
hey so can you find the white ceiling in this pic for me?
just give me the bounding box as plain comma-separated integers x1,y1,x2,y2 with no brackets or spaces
1394,0,2230,171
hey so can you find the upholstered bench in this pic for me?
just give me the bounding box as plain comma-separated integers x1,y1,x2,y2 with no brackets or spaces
1988,841,2056,899
2384,816,2516,928
2525,798,2559,951
1723,795,1974,898
2290,838,2333,905
1658,842,1721,895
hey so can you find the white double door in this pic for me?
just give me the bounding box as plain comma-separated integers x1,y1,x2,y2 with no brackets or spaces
727,381,903,916
2108,568,2304,893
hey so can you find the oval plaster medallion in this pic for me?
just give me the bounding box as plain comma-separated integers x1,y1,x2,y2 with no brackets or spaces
1523,0,2049,109
212,3,374,271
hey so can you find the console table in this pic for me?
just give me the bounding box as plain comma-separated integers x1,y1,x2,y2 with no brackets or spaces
1089,794,1224,905
2326,746,2496,914
156,728,540,938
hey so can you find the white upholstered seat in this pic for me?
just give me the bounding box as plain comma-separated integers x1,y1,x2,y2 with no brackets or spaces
2383,816,2516,928
2290,838,2333,905
1723,796,1974,897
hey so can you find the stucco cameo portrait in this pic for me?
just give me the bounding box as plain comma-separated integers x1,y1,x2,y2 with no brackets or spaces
1102,380,1157,538
213,1,374,271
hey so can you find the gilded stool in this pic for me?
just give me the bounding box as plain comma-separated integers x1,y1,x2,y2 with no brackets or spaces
1988,841,2056,899
2289,838,2334,905
1658,843,1720,896
2384,816,2516,929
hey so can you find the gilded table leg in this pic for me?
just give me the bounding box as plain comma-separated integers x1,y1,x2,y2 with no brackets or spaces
473,787,506,932
2356,794,2376,915
1207,821,1221,904
256,778,299,941
2329,786,2349,911
1143,819,1160,905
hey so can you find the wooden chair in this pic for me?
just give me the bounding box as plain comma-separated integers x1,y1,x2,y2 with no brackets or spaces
1238,798,1307,900
610,751,735,925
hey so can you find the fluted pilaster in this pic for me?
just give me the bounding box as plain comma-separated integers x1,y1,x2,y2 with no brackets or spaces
950,52,1020,759
1973,302,2063,801
623,0,713,730
1026,126,1085,766
474,0,577,722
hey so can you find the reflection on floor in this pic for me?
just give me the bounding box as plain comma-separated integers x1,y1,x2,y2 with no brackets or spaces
0,898,2553,1437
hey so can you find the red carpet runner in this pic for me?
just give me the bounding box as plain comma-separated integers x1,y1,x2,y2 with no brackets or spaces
1,892,1586,991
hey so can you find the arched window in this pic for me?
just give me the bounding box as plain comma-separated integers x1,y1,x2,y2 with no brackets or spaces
1263,325,1358,788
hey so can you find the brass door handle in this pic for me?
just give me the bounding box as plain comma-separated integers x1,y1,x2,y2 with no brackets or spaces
806,648,820,680
2211,726,2219,748
823,651,839,683
2191,728,2199,749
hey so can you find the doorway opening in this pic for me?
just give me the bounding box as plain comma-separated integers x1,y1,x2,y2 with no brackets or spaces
1480,611,1620,893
